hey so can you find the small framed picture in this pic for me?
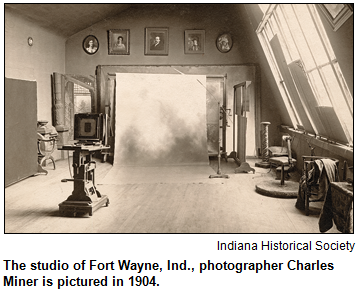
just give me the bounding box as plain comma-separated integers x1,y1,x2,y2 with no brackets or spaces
184,30,205,54
108,29,130,55
319,4,353,31
145,27,169,55
83,35,99,55
216,33,232,53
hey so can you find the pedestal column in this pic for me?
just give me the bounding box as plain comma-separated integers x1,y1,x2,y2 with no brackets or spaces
255,122,271,168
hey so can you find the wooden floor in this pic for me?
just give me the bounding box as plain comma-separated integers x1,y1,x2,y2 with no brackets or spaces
4,157,339,233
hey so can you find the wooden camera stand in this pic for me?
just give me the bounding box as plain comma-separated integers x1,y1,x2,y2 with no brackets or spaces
58,144,110,217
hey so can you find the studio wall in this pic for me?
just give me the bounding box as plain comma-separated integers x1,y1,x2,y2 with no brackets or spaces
65,4,258,76
5,7,66,124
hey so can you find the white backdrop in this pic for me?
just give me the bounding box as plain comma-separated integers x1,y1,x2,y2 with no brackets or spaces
114,73,209,166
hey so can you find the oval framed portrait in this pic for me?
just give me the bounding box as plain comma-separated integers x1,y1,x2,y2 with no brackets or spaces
216,33,232,53
83,35,99,55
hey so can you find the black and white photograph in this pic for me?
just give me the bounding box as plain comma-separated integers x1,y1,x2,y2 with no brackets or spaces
83,35,99,55
184,29,205,54
4,4,354,291
216,33,232,53
108,29,130,55
145,27,169,55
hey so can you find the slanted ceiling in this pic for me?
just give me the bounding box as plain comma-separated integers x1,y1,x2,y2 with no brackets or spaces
5,3,233,38
5,3,132,38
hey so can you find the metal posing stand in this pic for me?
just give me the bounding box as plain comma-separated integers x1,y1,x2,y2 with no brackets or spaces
209,102,229,179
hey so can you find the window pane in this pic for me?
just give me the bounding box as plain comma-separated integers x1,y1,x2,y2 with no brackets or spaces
74,84,91,114
265,20,274,41
293,4,330,66
308,70,331,106
321,65,353,137
275,5,299,62
281,5,316,70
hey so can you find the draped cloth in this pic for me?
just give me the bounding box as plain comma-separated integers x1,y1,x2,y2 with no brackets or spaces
295,159,339,217
319,182,353,234
315,159,339,201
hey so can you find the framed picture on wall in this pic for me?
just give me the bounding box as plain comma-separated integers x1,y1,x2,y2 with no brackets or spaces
83,35,99,55
108,29,130,55
145,27,169,55
319,4,353,31
216,33,232,53
184,30,205,54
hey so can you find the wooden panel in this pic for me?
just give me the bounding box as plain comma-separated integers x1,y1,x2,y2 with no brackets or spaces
237,115,247,162
316,106,348,143
270,36,315,134
288,61,326,135
5,78,38,186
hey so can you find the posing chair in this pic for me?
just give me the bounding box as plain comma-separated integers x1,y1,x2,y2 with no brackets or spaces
269,135,296,185
300,156,339,216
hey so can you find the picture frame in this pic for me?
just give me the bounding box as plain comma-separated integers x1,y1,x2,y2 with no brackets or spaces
108,29,130,55
184,30,205,54
319,4,353,31
83,35,99,55
145,27,169,55
216,33,232,53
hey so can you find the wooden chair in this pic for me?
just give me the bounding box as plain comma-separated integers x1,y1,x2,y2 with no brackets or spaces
302,156,339,216
269,136,296,185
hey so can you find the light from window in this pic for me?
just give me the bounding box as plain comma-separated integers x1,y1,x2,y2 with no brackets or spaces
256,4,353,145
74,84,91,114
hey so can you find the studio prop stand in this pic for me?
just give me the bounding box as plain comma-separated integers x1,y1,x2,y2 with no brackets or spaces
255,122,271,168
229,81,255,174
58,144,110,216
210,102,229,179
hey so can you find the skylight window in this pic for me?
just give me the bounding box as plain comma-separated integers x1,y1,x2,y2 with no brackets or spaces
256,4,353,145
258,4,270,14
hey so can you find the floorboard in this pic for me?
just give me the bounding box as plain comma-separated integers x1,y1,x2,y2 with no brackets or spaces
4,157,340,233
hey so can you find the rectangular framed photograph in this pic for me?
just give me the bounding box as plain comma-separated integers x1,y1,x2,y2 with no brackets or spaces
319,4,353,31
108,29,130,55
185,30,205,54
145,27,169,55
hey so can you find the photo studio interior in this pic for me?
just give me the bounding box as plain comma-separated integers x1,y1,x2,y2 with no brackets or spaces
4,4,354,233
